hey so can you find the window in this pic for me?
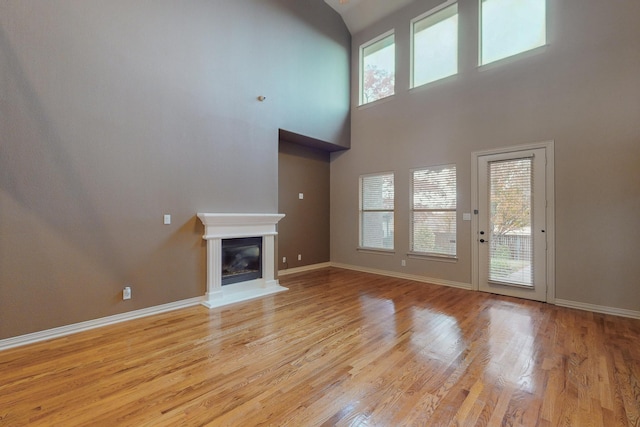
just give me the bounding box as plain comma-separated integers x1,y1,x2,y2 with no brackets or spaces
360,31,395,105
411,2,458,88
480,0,546,65
360,172,394,250
411,165,457,257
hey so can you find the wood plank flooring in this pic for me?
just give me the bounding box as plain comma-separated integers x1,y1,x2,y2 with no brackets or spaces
0,268,639,426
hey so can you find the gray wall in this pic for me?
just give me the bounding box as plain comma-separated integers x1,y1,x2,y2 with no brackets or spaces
331,0,640,311
278,140,330,270
0,0,350,339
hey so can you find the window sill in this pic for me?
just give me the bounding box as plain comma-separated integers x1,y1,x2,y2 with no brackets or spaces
409,73,459,93
407,252,458,263
358,247,395,255
356,93,396,111
478,44,548,72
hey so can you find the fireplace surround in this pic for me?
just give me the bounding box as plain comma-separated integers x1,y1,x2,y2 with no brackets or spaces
197,213,286,308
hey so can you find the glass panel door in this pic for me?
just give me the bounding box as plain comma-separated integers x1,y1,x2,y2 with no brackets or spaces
488,157,533,286
477,148,547,302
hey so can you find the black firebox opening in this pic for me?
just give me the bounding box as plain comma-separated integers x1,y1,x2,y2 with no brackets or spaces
221,237,262,286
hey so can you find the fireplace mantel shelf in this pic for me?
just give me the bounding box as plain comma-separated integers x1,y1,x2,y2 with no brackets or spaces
197,213,286,308
198,213,285,240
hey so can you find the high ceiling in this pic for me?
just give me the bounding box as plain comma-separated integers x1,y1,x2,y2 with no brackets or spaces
324,0,416,34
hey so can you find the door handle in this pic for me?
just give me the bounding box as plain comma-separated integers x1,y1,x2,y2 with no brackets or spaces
480,239,488,243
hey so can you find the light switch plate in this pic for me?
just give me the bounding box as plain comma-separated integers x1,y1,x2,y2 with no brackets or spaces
163,214,171,225
463,213,471,221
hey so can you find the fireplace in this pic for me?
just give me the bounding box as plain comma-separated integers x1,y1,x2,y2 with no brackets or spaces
197,213,287,308
221,237,262,285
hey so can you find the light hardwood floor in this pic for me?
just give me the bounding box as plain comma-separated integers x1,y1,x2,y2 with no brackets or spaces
1,268,639,426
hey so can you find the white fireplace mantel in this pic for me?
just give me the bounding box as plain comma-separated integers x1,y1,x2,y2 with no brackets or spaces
197,213,286,308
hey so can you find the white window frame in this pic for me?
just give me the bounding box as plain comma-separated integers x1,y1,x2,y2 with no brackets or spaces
479,0,547,66
359,30,395,106
359,172,395,251
410,0,459,89
410,164,457,258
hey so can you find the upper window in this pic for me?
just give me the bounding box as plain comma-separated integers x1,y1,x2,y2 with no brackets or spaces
360,31,395,105
360,172,395,250
410,165,457,257
480,0,546,65
411,2,458,88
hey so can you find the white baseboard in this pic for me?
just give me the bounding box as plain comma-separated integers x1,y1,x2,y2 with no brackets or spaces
278,262,332,276
555,299,640,320
330,262,472,290
333,264,640,320
0,297,203,351
4,275,636,352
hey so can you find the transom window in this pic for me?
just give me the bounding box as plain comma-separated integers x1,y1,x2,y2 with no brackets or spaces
360,172,395,250
359,31,395,105
411,165,457,257
411,1,458,88
480,0,546,65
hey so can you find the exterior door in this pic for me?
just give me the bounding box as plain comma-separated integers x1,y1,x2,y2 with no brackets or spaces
476,147,548,302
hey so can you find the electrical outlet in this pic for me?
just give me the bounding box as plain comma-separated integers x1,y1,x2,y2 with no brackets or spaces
282,256,287,263
123,286,132,300
298,254,302,261
401,259,406,267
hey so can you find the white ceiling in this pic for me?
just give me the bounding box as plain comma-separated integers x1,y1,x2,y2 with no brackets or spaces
324,0,417,34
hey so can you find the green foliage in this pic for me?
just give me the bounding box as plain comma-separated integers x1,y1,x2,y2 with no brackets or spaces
490,258,510,276
494,244,511,259
413,228,435,252
490,244,513,277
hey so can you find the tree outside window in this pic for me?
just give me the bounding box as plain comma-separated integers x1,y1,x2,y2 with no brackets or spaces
360,32,395,105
